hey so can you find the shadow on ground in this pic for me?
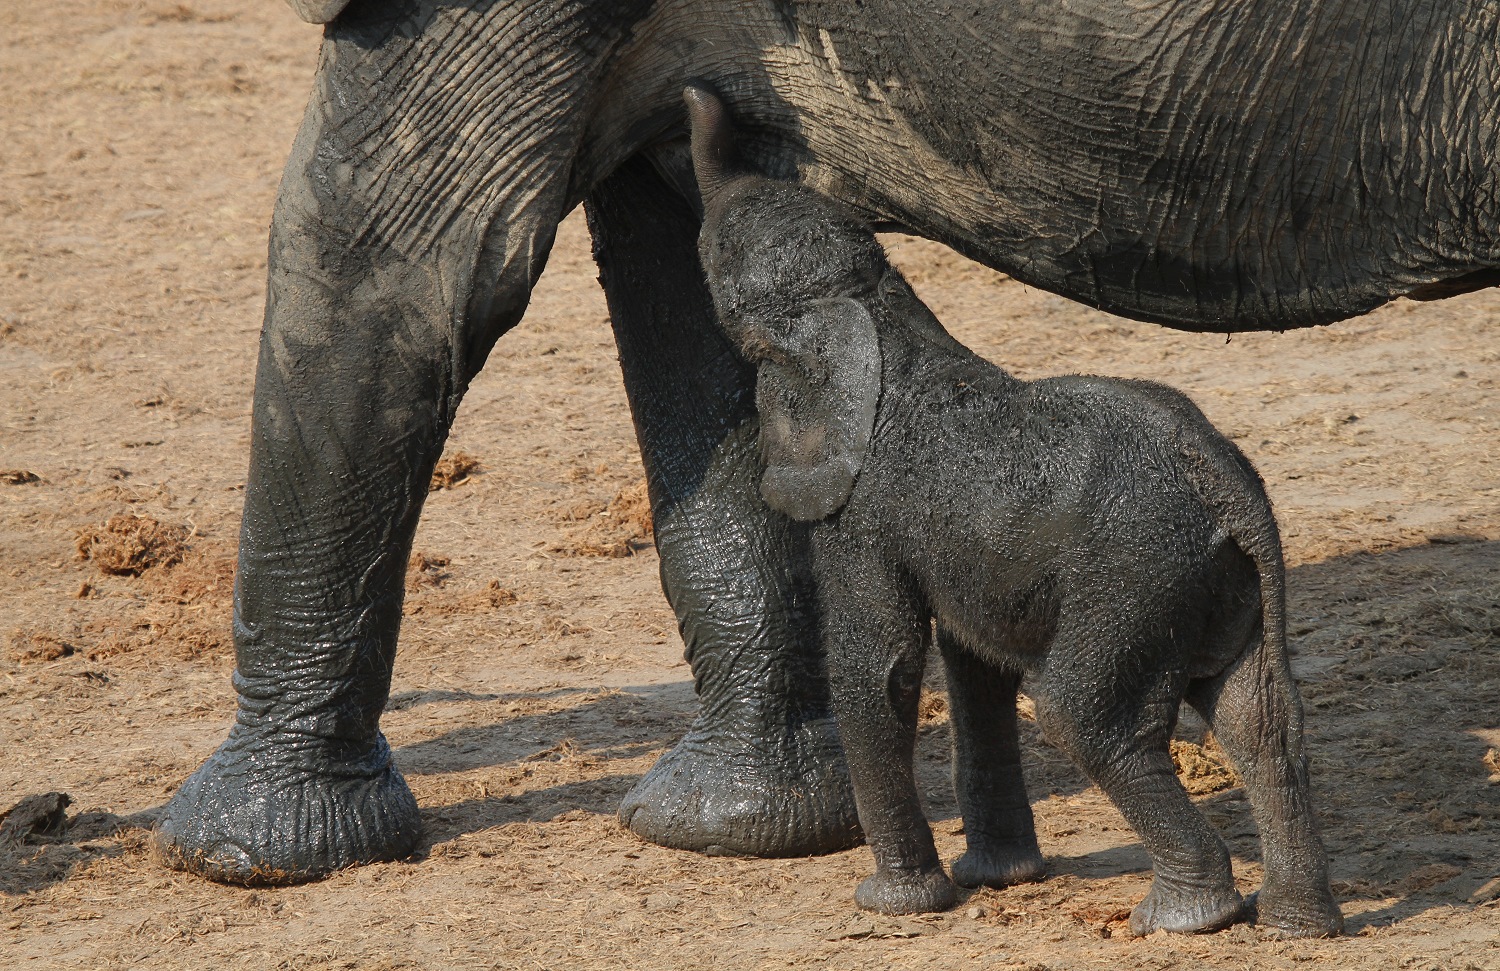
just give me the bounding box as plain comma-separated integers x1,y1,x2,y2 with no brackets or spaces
11,540,1491,938
0,807,156,896
389,538,1500,930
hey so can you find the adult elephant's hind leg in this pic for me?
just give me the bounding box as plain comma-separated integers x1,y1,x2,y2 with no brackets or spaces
586,156,861,857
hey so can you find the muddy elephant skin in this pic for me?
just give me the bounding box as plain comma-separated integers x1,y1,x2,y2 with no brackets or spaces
687,87,1344,938
155,0,1495,886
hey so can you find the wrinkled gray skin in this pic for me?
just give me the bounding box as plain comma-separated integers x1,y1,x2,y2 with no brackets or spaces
156,0,1496,886
688,88,1342,938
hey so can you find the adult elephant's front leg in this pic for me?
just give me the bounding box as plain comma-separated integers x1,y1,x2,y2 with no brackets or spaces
586,157,861,856
155,3,578,883
153,236,436,881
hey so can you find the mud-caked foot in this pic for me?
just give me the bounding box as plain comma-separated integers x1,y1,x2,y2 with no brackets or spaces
1245,887,1344,938
950,840,1046,888
155,729,420,885
1128,876,1245,936
855,866,958,915
619,716,862,857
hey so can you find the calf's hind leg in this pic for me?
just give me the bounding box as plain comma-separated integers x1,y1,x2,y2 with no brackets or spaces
937,627,1044,888
1034,635,1243,935
1186,642,1342,937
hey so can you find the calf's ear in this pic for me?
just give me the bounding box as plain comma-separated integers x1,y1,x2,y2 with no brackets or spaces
756,298,881,521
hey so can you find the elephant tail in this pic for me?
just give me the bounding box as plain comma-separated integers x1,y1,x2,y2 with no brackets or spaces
1194,430,1291,679
1122,378,1291,671
1233,484,1290,679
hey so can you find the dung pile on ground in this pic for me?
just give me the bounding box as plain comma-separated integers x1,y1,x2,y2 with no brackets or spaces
7,630,76,664
917,689,948,723
430,450,482,490
550,480,654,558
74,515,190,576
407,551,453,591
1170,738,1240,796
71,541,236,664
0,792,70,845
147,551,235,604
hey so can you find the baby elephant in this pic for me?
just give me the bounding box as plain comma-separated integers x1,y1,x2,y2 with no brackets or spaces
683,86,1342,939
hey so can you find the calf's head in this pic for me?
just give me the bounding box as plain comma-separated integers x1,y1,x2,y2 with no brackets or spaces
685,84,884,522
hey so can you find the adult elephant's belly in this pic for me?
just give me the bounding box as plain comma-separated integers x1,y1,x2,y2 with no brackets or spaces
684,0,1500,334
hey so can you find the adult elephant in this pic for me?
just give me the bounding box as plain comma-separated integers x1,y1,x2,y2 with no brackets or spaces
157,0,1498,885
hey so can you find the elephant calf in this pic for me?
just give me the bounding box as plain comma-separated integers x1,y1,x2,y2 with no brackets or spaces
684,86,1342,938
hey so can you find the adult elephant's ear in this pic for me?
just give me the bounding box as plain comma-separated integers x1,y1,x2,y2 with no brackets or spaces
285,0,353,24
757,298,882,521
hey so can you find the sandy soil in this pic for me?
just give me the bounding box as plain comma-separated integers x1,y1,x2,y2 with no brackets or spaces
2,3,1497,969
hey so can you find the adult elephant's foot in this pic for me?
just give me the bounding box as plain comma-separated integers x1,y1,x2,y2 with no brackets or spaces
950,838,1046,888
1245,885,1344,938
1127,875,1245,936
155,728,420,885
855,866,958,915
619,714,862,857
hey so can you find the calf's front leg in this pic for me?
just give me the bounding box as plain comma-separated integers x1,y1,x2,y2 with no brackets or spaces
938,627,1045,888
822,556,956,914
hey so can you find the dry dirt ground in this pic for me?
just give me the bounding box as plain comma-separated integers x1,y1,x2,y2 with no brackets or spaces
2,4,1498,969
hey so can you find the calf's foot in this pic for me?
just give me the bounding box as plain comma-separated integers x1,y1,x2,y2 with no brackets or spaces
155,728,420,885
